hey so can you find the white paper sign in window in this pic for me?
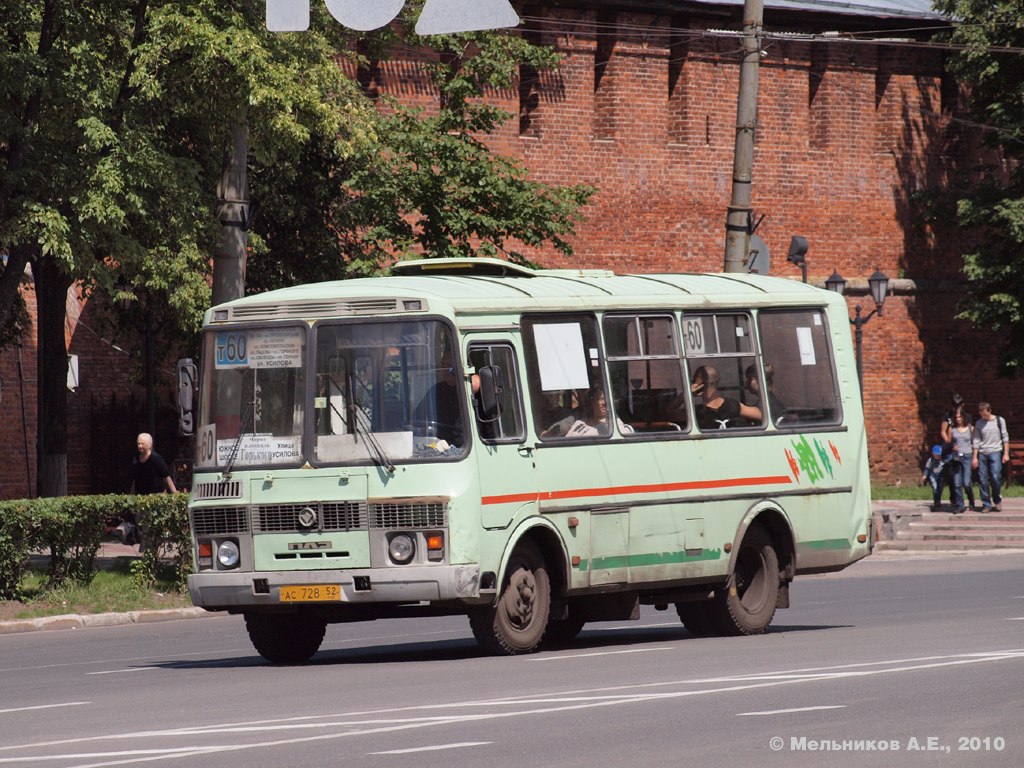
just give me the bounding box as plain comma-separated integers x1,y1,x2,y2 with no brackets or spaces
534,323,590,390
796,327,816,366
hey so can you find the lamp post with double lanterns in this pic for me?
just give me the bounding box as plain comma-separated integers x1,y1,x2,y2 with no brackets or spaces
825,268,889,396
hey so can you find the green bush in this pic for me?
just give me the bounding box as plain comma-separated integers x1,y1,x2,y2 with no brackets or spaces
0,494,192,601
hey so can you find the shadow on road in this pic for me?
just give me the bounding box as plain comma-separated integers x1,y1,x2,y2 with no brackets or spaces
151,620,848,669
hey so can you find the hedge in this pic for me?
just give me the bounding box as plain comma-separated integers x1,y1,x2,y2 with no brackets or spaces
0,493,192,601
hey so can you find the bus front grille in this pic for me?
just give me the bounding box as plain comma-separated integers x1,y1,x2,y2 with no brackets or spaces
192,507,250,535
194,500,448,536
369,502,447,529
253,502,367,533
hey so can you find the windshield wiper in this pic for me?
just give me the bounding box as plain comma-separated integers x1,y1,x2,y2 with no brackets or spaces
222,397,255,479
341,384,395,474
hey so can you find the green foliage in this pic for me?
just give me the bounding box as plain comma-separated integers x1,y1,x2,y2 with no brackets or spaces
933,0,1024,373
0,289,31,351
129,492,192,591
0,494,192,601
3,1,592,317
335,25,594,268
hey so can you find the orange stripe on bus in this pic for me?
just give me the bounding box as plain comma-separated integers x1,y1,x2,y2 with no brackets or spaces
481,475,793,506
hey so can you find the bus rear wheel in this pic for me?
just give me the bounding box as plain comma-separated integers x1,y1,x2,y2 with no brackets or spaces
707,525,780,636
469,541,551,655
245,611,327,664
675,601,717,636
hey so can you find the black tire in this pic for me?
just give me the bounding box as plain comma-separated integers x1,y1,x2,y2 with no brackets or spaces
244,611,327,664
542,608,586,648
675,601,718,636
706,525,780,636
469,540,551,655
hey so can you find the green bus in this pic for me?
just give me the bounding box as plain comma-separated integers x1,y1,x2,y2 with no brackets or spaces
187,258,872,662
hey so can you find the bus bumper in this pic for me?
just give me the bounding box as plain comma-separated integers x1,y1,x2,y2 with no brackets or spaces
188,564,481,609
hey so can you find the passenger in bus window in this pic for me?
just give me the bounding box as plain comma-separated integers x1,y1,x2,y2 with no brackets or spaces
745,363,786,425
539,391,576,437
691,365,761,430
414,350,465,445
564,386,632,437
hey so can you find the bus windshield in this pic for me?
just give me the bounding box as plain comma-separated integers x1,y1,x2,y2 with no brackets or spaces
195,319,467,470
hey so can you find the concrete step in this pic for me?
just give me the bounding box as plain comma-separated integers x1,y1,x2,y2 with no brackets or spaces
895,531,1024,542
905,522,1024,533
916,511,1024,522
874,540,1024,552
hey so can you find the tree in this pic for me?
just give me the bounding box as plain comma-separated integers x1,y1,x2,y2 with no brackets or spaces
933,0,1024,373
245,16,594,289
1,2,592,495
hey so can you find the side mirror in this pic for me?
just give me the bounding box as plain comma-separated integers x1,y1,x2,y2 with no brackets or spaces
177,358,198,436
476,365,504,422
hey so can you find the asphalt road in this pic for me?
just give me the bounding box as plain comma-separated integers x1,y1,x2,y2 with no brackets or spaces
1,551,1022,768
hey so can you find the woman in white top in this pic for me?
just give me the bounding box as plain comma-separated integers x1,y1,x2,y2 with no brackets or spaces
565,387,633,437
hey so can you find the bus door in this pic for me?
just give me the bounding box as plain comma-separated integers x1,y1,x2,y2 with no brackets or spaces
467,341,538,529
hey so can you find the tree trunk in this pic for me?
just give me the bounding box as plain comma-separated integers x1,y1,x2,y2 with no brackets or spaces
34,255,72,497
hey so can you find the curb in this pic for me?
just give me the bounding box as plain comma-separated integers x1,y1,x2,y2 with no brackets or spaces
0,607,223,636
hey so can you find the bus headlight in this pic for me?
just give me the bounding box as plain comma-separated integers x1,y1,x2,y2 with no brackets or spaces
388,534,415,565
217,540,240,569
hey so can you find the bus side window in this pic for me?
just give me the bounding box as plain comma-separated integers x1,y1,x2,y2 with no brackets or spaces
523,315,609,440
756,309,842,428
682,313,763,431
603,313,688,433
468,343,525,443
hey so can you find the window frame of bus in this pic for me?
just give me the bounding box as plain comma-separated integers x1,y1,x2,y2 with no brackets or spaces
309,316,471,465
755,307,843,429
197,323,308,470
603,312,689,435
681,311,765,432
521,313,615,441
468,342,526,444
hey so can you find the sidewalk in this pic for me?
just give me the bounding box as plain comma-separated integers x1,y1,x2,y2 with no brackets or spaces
3,498,1022,635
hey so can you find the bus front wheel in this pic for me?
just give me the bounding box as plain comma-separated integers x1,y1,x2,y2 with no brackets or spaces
469,541,551,655
708,525,780,636
245,611,326,664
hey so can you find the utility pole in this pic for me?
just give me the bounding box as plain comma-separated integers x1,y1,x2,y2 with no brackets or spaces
213,121,249,306
723,0,764,273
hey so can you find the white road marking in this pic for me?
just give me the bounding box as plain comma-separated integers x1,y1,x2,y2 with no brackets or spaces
86,668,158,676
529,647,673,661
2,650,1023,767
737,705,846,716
1004,617,1024,621
370,742,491,755
0,702,90,715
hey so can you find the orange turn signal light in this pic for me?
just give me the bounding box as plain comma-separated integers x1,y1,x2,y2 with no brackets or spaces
198,541,213,558
426,534,444,551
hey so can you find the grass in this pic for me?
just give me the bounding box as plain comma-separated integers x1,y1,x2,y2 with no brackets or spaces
0,560,191,622
873,483,1024,501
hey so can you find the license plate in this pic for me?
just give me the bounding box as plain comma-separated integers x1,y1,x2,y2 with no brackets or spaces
279,584,342,602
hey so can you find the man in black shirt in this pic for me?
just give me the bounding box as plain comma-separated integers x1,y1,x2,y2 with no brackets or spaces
126,433,177,547
131,433,177,494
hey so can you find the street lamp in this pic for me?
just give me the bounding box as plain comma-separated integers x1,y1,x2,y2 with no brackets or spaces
787,236,809,283
825,268,889,394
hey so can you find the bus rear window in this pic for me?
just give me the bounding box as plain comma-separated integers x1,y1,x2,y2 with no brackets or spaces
757,309,842,428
